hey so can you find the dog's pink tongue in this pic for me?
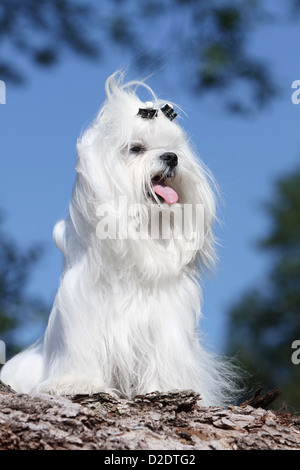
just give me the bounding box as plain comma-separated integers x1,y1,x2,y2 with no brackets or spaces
152,182,178,205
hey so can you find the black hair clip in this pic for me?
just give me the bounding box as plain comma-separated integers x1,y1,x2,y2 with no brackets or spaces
161,104,177,121
138,108,158,119
137,103,177,121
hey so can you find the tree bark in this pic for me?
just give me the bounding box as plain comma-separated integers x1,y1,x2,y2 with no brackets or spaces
0,381,299,450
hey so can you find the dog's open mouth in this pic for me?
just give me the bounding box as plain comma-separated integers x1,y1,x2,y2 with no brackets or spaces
151,174,178,205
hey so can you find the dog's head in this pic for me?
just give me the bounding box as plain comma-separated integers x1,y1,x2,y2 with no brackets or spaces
75,72,217,278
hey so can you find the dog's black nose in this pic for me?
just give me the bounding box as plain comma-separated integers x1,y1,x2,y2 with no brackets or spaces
160,152,178,168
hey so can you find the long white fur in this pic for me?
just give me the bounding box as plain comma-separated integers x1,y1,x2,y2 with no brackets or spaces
1,72,238,406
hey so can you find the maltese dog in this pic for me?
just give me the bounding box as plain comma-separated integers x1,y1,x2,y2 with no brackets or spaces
1,72,237,406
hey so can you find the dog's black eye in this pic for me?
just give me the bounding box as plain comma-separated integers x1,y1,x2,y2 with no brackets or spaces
130,145,144,154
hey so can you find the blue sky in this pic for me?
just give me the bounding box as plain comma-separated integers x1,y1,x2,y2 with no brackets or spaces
0,3,299,352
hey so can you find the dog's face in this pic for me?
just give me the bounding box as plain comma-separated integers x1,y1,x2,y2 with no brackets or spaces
124,107,188,207
76,75,217,276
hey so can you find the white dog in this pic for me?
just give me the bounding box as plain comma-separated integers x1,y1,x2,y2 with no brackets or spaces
1,72,238,406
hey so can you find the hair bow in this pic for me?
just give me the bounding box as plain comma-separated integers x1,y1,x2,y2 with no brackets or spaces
161,104,177,121
137,104,177,122
137,108,158,119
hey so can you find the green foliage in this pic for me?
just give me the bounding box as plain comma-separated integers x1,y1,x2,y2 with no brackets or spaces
0,214,47,357
227,168,300,411
261,172,300,250
1,0,298,112
0,0,99,83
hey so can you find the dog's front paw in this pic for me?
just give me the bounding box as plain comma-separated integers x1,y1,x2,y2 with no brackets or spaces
35,375,113,397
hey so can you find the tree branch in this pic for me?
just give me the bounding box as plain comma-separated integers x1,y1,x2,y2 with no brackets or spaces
0,381,299,450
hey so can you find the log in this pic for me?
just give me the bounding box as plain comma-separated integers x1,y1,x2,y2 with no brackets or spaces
0,381,299,450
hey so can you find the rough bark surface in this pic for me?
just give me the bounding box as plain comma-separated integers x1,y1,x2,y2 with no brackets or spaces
0,381,299,450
